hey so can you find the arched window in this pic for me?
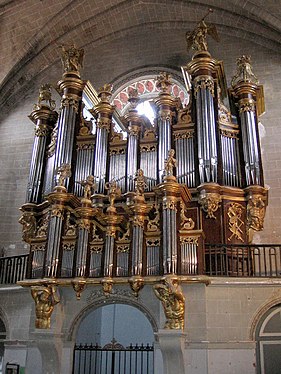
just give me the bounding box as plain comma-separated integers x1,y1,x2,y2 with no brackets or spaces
256,304,281,374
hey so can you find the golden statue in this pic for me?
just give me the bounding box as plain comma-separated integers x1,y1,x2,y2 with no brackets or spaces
231,55,259,87
134,169,147,196
105,180,121,207
31,285,60,329
156,72,172,92
154,276,185,329
164,149,177,176
60,44,84,73
34,84,56,110
186,9,219,52
55,163,71,187
19,212,36,243
78,175,96,200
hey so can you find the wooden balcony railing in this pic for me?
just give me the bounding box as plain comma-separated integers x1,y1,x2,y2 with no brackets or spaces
205,244,281,277
0,254,29,284
1,245,281,285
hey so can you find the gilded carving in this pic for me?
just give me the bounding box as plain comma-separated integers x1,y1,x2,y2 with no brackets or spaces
164,149,177,177
34,126,50,137
55,163,71,187
129,276,144,297
180,237,199,245
186,9,219,52
147,206,160,232
64,212,76,236
162,200,177,211
105,180,121,208
60,44,84,74
217,86,232,123
116,244,130,253
36,213,50,238
47,125,58,157
227,203,245,242
19,212,36,243
239,100,255,113
194,76,214,97
72,280,86,300
174,130,194,140
247,195,266,232
146,238,160,247
61,97,79,113
154,275,185,330
180,202,195,230
33,83,56,110
78,219,91,231
198,191,221,219
101,278,113,296
134,169,147,197
78,175,96,200
156,72,172,93
31,285,60,329
231,55,259,87
51,205,64,219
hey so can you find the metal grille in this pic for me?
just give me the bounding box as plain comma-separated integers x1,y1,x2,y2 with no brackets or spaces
73,340,154,374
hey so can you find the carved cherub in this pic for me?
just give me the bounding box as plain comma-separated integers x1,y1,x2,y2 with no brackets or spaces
154,276,185,329
134,169,147,196
55,163,71,187
35,84,56,110
31,285,60,329
186,9,219,52
231,55,259,87
78,175,96,200
105,180,121,207
164,149,177,176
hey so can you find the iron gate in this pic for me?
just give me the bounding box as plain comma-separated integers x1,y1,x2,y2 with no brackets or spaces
73,339,154,374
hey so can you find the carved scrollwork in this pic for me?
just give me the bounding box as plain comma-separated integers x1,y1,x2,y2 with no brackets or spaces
51,206,64,219
61,97,79,113
180,236,199,245
19,212,36,243
180,202,195,230
36,213,50,238
198,191,221,219
194,76,214,97
147,206,160,232
162,200,177,211
227,202,245,242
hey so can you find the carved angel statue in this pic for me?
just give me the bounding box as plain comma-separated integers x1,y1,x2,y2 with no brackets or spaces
19,212,36,243
134,169,148,196
78,175,96,200
60,44,84,73
154,276,185,329
164,149,177,176
35,84,56,110
31,285,60,329
105,180,121,207
186,9,219,52
55,163,71,187
231,55,259,87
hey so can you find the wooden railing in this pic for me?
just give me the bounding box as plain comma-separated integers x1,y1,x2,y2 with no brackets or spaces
205,244,281,277
1,245,281,285
0,254,29,284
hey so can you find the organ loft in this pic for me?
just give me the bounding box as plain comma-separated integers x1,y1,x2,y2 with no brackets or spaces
19,18,267,329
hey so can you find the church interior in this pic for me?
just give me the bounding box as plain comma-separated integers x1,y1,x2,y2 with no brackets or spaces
0,1,281,373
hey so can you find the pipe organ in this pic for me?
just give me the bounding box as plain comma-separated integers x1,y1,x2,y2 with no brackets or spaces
19,27,268,328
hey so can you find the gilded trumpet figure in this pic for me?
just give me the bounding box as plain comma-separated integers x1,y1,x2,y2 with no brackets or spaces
186,9,219,52
60,44,84,73
154,276,185,330
31,285,60,329
78,175,96,200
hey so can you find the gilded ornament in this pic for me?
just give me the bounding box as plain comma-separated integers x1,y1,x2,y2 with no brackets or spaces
231,55,259,87
34,126,50,137
180,237,199,245
55,163,71,187
51,206,64,219
33,83,56,110
64,212,76,236
156,72,172,93
162,200,177,211
47,125,58,157
247,195,265,232
78,219,91,231
72,280,86,300
227,202,245,242
101,278,113,296
147,206,160,232
180,203,195,230
105,180,121,208
198,191,221,219
194,76,214,97
60,44,84,74
61,97,79,113
78,175,96,200
134,169,147,197
164,149,177,177
129,276,144,297
239,100,255,113
186,9,219,52
217,86,232,123
19,212,36,243
31,285,60,329
36,213,50,238
154,275,185,330
98,83,113,102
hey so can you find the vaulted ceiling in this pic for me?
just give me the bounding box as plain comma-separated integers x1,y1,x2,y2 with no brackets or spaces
1,0,281,108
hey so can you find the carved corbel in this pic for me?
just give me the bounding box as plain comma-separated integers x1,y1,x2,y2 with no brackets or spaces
72,280,87,300
198,190,221,219
129,276,144,297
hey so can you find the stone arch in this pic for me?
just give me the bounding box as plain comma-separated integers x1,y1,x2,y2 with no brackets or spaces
67,294,159,342
249,293,281,341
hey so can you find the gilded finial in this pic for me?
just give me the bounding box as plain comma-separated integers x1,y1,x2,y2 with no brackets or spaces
98,83,113,102
55,163,72,187
156,72,172,93
34,84,56,110
186,8,219,53
231,55,259,87
60,43,84,74
128,88,140,109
